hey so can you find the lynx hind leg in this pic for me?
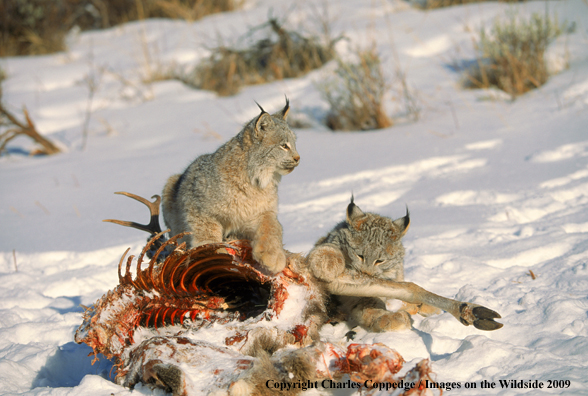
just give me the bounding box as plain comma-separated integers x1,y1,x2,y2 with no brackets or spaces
307,244,345,282
252,212,286,274
162,174,184,236
340,296,412,332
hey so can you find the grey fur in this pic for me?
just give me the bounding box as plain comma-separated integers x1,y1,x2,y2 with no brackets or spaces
162,99,299,274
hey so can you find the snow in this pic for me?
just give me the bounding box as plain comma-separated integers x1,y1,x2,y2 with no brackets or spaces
1,0,588,394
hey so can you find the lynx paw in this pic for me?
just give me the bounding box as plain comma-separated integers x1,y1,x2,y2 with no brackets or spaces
367,310,412,332
307,244,345,281
458,303,503,331
253,245,286,274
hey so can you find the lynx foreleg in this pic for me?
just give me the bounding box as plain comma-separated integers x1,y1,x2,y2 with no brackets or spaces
252,212,286,274
326,273,502,331
184,214,224,248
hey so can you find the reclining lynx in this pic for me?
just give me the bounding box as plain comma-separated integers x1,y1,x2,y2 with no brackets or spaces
309,198,503,332
162,99,298,274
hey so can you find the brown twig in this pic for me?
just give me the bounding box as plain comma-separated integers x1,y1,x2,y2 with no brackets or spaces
35,200,50,215
0,103,61,155
13,249,17,272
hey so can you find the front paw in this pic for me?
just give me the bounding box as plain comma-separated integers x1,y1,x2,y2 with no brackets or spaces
253,244,286,274
459,303,503,331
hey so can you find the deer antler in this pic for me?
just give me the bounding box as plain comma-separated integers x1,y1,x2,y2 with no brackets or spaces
104,191,163,235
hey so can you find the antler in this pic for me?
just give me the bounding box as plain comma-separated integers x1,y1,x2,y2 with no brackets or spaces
104,191,163,235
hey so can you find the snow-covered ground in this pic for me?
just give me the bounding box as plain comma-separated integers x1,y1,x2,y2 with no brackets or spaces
1,0,588,394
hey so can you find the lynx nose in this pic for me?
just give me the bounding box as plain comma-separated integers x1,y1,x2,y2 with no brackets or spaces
293,154,300,163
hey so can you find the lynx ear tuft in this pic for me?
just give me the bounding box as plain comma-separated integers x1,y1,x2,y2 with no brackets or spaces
392,206,410,237
279,96,290,120
346,197,366,230
255,101,267,114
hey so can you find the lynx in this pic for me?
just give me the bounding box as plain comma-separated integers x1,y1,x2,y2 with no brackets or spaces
161,99,299,274
308,198,503,332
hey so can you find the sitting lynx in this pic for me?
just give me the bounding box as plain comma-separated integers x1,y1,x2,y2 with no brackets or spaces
162,99,299,274
308,198,502,332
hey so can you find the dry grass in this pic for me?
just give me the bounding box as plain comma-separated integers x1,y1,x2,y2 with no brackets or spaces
152,0,241,21
412,0,519,10
184,17,338,96
317,46,393,131
0,0,241,57
464,11,570,98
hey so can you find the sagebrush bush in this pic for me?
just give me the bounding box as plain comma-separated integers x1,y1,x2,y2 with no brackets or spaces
465,11,569,97
0,0,240,56
318,47,393,131
185,18,338,96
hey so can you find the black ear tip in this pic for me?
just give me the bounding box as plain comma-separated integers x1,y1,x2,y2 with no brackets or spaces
282,96,290,117
347,194,356,213
347,201,355,213
255,101,266,114
347,201,357,218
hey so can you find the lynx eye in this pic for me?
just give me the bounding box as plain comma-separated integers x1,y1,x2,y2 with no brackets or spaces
374,259,385,266
356,254,364,262
281,143,290,150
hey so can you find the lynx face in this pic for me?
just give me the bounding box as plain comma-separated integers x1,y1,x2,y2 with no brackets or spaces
337,200,410,280
247,105,300,188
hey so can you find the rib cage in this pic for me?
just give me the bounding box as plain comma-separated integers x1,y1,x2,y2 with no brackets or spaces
75,233,285,363
118,233,275,329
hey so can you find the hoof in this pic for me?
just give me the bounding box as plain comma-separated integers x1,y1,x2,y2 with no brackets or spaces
460,303,503,331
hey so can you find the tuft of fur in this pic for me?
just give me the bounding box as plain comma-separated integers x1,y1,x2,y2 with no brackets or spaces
142,361,186,396
232,347,319,396
162,99,299,274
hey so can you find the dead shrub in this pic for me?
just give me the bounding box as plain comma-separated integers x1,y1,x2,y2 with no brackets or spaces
0,0,70,55
0,67,61,155
0,99,62,156
184,17,338,96
0,0,241,56
464,11,570,98
318,46,393,131
152,0,240,21
410,0,518,10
